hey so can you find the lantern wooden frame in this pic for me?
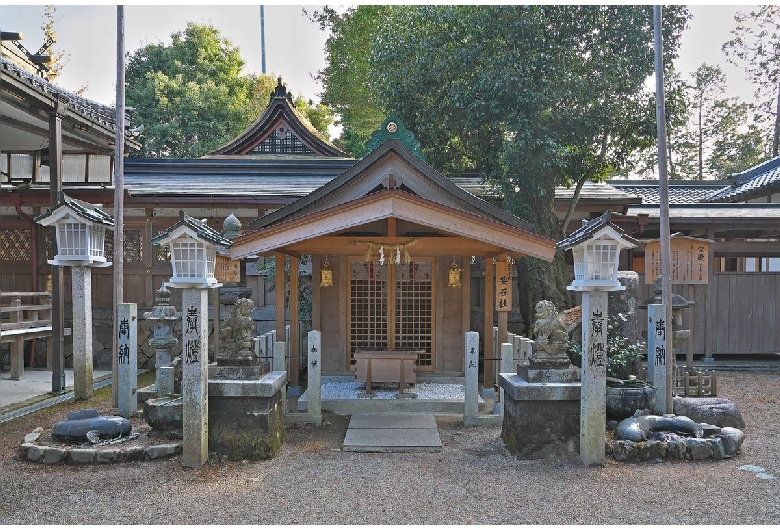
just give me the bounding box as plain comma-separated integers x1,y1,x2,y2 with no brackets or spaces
35,192,113,267
152,211,233,289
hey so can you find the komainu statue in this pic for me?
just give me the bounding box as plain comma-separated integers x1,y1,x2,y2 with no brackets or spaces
218,297,256,365
532,300,569,358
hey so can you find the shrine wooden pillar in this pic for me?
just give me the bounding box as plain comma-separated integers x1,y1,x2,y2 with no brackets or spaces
275,251,286,344
483,257,494,389
289,255,300,388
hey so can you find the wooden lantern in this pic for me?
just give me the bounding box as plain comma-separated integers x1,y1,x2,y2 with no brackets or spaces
557,211,640,292
151,211,233,289
34,191,113,267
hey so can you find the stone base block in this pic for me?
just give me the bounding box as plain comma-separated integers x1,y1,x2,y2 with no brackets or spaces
517,365,580,383
207,371,286,461
499,374,581,459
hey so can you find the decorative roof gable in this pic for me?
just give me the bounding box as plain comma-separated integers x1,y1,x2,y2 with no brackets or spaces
207,78,347,157
365,116,425,160
248,138,534,233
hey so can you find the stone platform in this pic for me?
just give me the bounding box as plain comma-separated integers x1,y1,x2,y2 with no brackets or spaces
342,413,442,452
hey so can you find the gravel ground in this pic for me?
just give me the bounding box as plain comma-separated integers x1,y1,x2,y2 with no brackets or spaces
0,370,778,525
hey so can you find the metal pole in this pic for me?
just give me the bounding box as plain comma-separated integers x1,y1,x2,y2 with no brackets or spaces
654,5,674,414
260,6,266,74
112,5,126,407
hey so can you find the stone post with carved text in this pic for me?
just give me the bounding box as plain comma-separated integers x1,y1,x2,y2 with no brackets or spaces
580,291,608,466
181,288,210,468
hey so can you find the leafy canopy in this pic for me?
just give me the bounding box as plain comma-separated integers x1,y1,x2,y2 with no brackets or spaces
126,23,333,158
315,5,690,326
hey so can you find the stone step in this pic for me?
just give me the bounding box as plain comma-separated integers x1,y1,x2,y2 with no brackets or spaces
342,412,442,453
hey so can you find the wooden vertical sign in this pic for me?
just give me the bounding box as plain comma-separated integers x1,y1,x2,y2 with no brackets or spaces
496,259,511,312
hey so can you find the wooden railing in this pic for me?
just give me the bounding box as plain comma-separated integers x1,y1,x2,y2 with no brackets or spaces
0,292,53,380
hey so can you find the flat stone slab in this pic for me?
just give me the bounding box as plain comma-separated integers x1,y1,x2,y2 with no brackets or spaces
343,413,442,452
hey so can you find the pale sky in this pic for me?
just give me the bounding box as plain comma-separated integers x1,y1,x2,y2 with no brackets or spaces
0,4,761,109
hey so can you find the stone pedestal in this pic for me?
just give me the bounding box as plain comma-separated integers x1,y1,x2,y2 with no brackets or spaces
207,371,286,460
499,373,581,459
71,266,93,400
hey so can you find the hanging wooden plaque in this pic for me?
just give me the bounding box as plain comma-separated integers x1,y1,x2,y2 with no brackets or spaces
495,259,511,312
216,254,240,283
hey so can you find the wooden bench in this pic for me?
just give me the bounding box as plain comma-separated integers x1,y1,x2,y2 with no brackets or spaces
1,292,53,380
352,350,421,398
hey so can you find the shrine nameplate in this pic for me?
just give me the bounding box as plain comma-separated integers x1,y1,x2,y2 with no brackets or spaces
216,255,241,283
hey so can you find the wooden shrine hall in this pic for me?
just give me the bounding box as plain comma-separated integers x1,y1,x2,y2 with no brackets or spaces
228,118,557,379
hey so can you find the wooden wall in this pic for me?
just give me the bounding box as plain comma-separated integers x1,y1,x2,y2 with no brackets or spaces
637,272,780,357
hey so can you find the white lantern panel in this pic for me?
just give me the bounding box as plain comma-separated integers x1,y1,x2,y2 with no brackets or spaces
57,222,88,258
89,225,106,259
170,238,216,281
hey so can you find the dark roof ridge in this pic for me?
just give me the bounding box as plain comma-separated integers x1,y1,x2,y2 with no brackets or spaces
727,155,780,187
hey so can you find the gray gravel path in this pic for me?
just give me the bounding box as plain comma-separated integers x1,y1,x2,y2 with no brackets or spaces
1,370,778,525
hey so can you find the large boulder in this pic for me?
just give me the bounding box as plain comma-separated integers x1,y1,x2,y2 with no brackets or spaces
51,409,132,443
673,397,746,429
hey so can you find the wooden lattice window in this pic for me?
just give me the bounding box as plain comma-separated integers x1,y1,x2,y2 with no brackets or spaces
349,260,388,364
105,229,143,262
0,229,31,261
348,258,435,370
395,261,433,366
250,128,315,155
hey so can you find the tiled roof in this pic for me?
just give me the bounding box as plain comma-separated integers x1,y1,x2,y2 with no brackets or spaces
151,211,233,247
34,191,114,227
1,55,119,129
702,156,780,203
607,180,727,204
557,210,640,250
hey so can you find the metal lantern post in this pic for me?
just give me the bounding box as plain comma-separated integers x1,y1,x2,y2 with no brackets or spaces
151,211,233,468
557,211,640,466
35,192,114,401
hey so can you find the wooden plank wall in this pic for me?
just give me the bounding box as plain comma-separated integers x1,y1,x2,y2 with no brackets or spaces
637,272,780,356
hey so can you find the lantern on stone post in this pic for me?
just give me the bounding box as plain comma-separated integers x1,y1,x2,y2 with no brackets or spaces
557,210,639,466
152,211,233,468
35,192,114,402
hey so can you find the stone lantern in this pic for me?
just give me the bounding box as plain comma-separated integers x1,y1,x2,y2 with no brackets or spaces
151,210,233,289
152,210,233,468
35,192,114,401
35,191,113,268
557,210,639,466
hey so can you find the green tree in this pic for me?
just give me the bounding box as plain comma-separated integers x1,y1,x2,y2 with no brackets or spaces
126,23,335,158
708,99,768,176
690,64,727,179
309,6,391,157
316,5,690,329
723,5,780,157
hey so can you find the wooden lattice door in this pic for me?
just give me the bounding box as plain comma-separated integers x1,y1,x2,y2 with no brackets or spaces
349,258,435,371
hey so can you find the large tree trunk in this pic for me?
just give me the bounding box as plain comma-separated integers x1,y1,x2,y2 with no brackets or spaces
513,187,574,337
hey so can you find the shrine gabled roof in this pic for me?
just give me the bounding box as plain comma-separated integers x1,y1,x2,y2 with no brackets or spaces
248,138,535,233
206,78,347,157
701,156,780,203
229,188,556,262
609,179,729,204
